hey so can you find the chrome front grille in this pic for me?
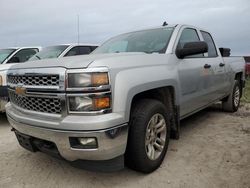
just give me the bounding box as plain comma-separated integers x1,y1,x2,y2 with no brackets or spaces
8,90,62,114
7,74,60,86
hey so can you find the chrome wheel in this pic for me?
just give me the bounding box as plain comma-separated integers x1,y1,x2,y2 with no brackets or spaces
234,86,240,107
145,113,167,160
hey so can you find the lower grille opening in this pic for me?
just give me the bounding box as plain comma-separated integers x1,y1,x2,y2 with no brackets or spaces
14,130,62,159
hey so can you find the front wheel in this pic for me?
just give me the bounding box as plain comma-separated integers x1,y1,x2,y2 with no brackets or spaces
222,80,241,112
125,99,170,173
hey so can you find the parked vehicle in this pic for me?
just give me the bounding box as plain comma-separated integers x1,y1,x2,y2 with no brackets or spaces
6,24,245,173
244,57,250,78
0,47,41,112
28,44,98,61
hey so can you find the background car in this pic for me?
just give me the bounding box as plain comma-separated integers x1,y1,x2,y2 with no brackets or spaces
0,46,41,112
28,44,98,61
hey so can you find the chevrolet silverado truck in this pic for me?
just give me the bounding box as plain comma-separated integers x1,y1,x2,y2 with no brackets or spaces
0,47,41,112
6,24,245,173
28,44,98,61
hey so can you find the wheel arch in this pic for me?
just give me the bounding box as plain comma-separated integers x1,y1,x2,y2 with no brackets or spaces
124,81,179,122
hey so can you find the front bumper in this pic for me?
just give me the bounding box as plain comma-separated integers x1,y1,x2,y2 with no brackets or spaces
6,104,128,162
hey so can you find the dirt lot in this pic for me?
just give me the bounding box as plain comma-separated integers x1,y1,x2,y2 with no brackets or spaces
0,104,249,188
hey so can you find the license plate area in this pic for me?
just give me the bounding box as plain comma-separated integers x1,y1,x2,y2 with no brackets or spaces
14,131,37,152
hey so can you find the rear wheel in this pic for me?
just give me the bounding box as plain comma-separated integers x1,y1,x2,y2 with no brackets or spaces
125,99,171,173
222,80,241,112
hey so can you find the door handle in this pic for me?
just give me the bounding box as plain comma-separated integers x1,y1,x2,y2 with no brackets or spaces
219,63,225,67
204,64,211,69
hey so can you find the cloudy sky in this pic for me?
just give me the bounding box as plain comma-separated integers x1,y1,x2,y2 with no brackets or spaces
0,0,249,55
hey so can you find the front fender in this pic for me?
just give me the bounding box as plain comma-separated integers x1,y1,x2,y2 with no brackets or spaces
111,65,179,122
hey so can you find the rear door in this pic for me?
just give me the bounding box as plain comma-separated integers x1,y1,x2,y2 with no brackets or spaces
176,27,212,117
200,31,228,100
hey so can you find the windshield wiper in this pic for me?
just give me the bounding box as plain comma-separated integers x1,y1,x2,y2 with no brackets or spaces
35,55,41,60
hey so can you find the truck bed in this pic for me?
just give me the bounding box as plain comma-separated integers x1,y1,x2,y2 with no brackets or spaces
223,56,245,75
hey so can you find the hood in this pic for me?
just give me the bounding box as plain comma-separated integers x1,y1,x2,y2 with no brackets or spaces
0,63,18,72
9,53,146,70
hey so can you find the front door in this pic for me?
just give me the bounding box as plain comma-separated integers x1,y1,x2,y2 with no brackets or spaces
176,27,213,117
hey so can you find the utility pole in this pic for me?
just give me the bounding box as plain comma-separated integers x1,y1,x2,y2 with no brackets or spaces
77,14,80,44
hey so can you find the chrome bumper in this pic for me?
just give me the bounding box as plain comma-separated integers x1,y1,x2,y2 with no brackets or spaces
7,109,128,161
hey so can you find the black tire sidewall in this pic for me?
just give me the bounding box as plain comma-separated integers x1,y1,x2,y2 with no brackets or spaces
232,81,241,111
126,99,170,173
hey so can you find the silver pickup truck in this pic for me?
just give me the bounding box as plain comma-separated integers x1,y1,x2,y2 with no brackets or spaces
6,24,245,173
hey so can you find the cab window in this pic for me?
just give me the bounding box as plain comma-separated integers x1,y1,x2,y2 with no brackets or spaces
177,28,203,58
201,31,218,57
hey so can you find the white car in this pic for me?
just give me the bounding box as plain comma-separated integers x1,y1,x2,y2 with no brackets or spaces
28,44,98,61
0,47,41,112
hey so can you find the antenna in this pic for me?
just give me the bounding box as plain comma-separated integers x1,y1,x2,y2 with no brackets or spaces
77,14,80,44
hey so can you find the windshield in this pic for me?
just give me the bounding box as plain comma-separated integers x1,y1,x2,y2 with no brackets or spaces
28,45,69,61
0,49,16,64
93,27,174,54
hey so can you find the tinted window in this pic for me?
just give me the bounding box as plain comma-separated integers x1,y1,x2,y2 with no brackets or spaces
93,27,174,54
29,45,69,61
91,46,98,51
79,46,92,54
65,47,79,56
8,48,38,63
201,31,217,57
65,46,92,57
177,28,203,58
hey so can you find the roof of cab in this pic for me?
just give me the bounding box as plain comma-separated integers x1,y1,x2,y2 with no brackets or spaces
46,43,99,47
1,46,42,50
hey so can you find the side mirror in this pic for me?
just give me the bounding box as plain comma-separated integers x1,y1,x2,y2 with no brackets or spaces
219,48,231,57
176,41,208,59
8,56,20,63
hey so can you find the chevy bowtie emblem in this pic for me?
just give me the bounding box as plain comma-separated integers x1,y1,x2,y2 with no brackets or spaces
15,86,26,96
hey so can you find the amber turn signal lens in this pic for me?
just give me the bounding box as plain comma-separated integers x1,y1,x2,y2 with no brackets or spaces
91,73,109,86
93,97,110,110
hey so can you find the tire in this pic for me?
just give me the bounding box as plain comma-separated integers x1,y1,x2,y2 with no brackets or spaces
222,80,241,112
125,99,171,173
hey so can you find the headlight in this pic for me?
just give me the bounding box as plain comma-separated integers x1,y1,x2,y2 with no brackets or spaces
68,72,109,88
68,96,111,112
0,75,2,86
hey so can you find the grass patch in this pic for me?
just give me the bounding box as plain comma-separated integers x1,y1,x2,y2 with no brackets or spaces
241,78,250,103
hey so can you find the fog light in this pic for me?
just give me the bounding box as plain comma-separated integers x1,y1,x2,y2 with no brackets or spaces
78,138,97,146
69,137,98,149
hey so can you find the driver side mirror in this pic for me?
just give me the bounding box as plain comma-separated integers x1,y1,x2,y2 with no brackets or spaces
8,56,20,63
176,41,208,59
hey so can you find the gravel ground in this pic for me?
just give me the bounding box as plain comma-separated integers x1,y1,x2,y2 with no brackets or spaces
0,104,249,188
